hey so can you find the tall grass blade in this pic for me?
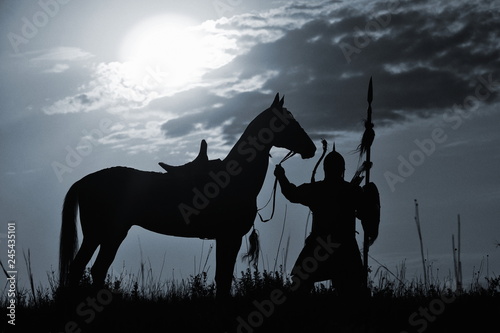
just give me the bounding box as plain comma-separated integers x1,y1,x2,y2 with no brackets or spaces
453,214,463,292
457,214,463,290
202,244,213,274
23,249,37,306
452,234,458,290
283,234,290,275
273,205,287,272
414,199,427,287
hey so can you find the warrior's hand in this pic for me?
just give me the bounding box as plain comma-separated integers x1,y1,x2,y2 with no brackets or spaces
274,164,285,179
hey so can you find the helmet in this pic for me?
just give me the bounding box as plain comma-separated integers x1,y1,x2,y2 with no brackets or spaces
323,144,345,178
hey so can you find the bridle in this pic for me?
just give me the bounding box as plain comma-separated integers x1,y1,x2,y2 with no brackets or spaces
257,150,296,222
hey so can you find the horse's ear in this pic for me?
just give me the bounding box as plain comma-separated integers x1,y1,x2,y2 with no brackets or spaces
271,93,280,108
279,95,285,108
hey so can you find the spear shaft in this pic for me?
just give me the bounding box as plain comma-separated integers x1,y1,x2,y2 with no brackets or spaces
363,77,373,288
365,77,373,183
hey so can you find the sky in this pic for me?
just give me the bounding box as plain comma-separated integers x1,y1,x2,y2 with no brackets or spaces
1,0,499,292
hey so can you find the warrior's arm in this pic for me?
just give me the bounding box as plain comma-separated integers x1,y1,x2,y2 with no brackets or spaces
274,165,310,205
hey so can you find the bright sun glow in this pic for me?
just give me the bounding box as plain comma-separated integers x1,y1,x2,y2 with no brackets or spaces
119,14,234,91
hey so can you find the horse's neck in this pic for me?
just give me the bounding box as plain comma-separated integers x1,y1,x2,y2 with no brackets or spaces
224,113,272,197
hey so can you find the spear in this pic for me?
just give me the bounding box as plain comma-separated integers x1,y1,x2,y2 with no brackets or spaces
360,77,375,288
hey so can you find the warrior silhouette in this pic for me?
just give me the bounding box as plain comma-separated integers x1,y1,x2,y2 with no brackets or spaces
274,146,379,314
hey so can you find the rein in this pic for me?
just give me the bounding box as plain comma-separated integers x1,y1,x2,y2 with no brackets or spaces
257,150,296,223
246,151,295,267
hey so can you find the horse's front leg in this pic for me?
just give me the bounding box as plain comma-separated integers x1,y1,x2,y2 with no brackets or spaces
215,235,242,301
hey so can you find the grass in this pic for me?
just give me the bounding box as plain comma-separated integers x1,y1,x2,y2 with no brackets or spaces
2,205,499,332
1,252,499,333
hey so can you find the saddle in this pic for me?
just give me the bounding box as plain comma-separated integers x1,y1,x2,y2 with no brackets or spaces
159,140,221,180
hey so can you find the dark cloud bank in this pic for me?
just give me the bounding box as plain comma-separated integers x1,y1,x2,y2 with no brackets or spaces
159,0,499,145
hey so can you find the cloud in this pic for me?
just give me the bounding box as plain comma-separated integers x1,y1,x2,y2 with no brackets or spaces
203,0,342,52
154,0,500,150
42,63,69,73
28,46,94,62
24,46,93,75
40,1,341,116
42,90,105,115
41,0,500,153
157,88,266,141
199,0,500,139
42,61,161,114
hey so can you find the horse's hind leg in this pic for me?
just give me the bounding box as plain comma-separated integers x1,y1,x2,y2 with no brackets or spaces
69,237,99,287
90,232,127,288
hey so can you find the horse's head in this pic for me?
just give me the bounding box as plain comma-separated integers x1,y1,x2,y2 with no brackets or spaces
267,93,316,159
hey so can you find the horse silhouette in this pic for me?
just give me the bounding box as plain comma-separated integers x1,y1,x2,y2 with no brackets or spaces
59,93,316,299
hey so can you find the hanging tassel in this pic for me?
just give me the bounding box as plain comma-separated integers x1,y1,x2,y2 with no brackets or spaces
354,119,375,160
242,226,260,269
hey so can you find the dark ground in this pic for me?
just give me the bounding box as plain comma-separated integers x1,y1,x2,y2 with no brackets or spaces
7,288,500,333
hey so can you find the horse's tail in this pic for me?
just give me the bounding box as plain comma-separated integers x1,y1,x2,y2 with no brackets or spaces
242,227,260,268
59,182,79,287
